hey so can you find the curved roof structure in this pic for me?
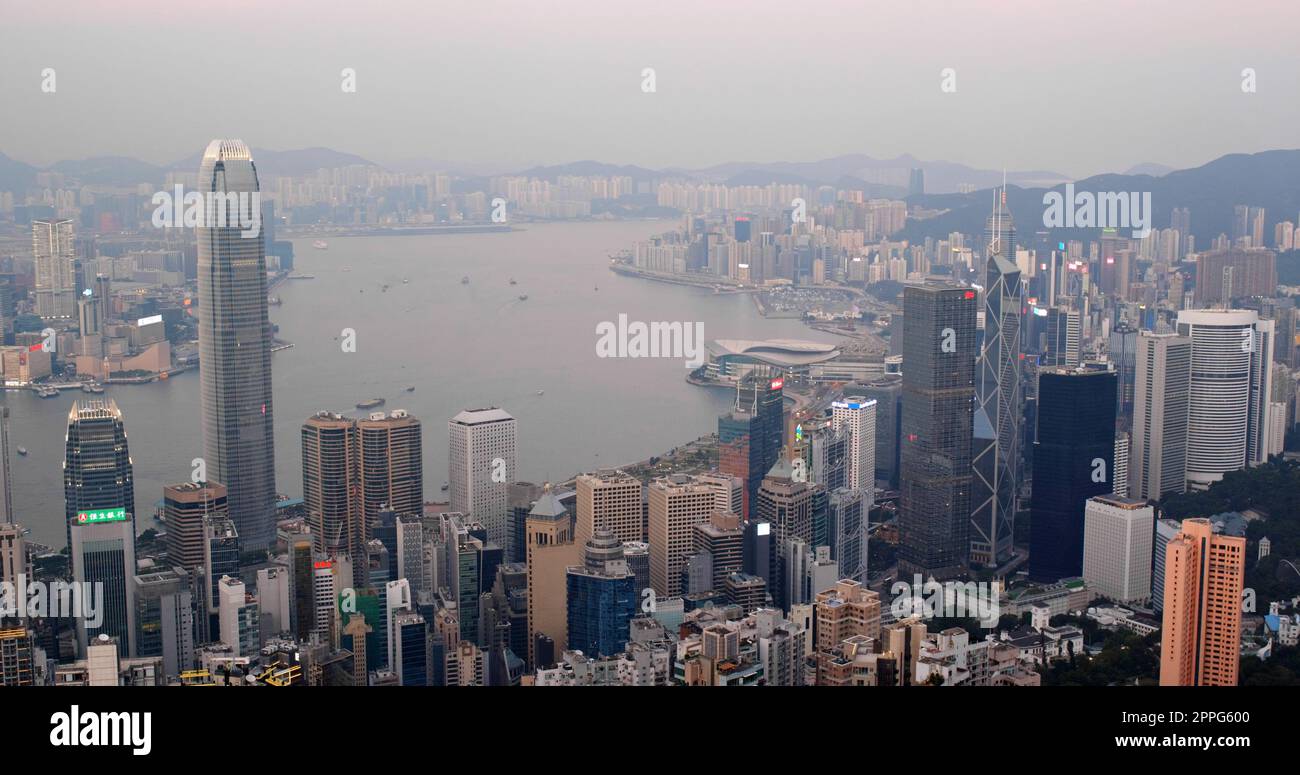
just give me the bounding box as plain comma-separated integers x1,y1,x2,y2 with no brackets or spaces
707,339,840,367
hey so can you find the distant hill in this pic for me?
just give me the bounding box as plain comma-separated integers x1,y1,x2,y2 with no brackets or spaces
896,149,1300,247
49,156,166,186
0,151,39,193
514,160,661,182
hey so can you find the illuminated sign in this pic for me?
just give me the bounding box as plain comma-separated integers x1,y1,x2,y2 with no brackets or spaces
964,291,976,299
137,314,163,327
756,522,771,537
795,424,803,441
1105,257,1115,265
313,560,333,570
1033,307,1048,317
76,508,127,525
769,378,784,391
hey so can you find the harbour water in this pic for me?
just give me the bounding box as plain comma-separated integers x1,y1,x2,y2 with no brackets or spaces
3,220,838,548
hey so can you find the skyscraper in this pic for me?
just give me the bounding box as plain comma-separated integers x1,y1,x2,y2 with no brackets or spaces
302,411,363,580
449,407,517,555
1028,367,1117,582
972,194,1023,567
71,507,136,656
197,139,276,551
32,218,76,319
718,375,784,519
1159,518,1245,686
1129,332,1191,500
565,529,637,658
899,284,977,580
648,474,717,598
1082,495,1153,604
847,375,902,489
1177,309,1274,490
356,410,423,525
163,481,228,571
525,485,579,668
575,470,643,546
63,399,136,552
830,399,876,493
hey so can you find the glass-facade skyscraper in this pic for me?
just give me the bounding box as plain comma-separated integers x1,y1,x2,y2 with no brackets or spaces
899,284,977,580
197,139,277,551
1029,367,1117,581
565,529,637,658
63,399,135,552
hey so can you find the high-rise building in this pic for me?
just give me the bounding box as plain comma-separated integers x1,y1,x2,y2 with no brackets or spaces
831,399,876,492
648,475,717,598
813,579,881,685
1109,322,1139,425
71,507,136,656
63,399,136,552
525,485,579,669
565,529,637,658
302,411,363,579
972,215,1023,566
449,407,517,555
575,470,643,546
1177,309,1275,489
163,481,229,572
1112,432,1130,498
847,375,902,488
899,284,978,580
1159,518,1245,686
1028,367,1117,582
217,575,259,657
197,140,276,551
0,627,36,685
32,218,76,319
1081,495,1154,604
1045,306,1081,367
1129,331,1192,500
133,567,194,679
717,376,784,519
356,410,422,524
827,488,867,583
0,407,12,525
755,458,824,610
692,511,745,591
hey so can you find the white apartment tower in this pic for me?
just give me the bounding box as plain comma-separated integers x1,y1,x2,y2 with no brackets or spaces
449,407,517,555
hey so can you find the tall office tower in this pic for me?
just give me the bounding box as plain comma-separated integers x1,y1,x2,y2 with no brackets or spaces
356,410,422,526
648,474,717,598
301,411,363,581
898,284,977,580
831,399,877,492
1151,519,1182,613
718,376,784,519
827,488,867,582
1129,332,1192,500
63,399,136,551
256,566,291,635
449,407,517,555
575,470,643,546
1028,368,1116,582
1159,518,1246,686
813,580,881,685
392,610,428,686
134,568,195,679
692,511,745,591
71,507,136,656
695,471,743,516
983,186,1017,275
1044,306,1081,366
847,375,902,488
217,575,259,657
908,168,926,197
202,518,240,635
1196,249,1277,305
0,627,36,685
1109,322,1139,425
525,486,579,668
972,212,1023,567
197,140,276,551
32,218,76,319
565,529,637,658
312,555,339,645
1250,207,1266,248
94,273,112,323
0,523,28,600
289,535,315,640
1170,208,1191,256
163,481,227,570
1112,432,1130,498
1177,310,1274,490
0,407,11,524
1081,495,1153,604
805,421,848,492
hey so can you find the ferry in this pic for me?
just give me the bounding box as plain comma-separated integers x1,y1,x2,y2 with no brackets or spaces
355,398,386,410
16,447,27,457
36,386,59,398
312,240,328,250
405,386,416,392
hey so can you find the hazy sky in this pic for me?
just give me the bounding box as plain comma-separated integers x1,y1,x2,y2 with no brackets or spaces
2,0,1297,177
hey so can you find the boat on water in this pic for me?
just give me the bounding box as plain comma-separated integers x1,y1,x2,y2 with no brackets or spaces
518,294,528,301
81,383,104,394
312,240,328,250
16,447,27,456
356,398,386,410
402,278,409,284
536,390,544,396
36,386,58,398
440,482,449,491
461,276,470,285
342,267,352,272
405,386,416,392
509,278,517,285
